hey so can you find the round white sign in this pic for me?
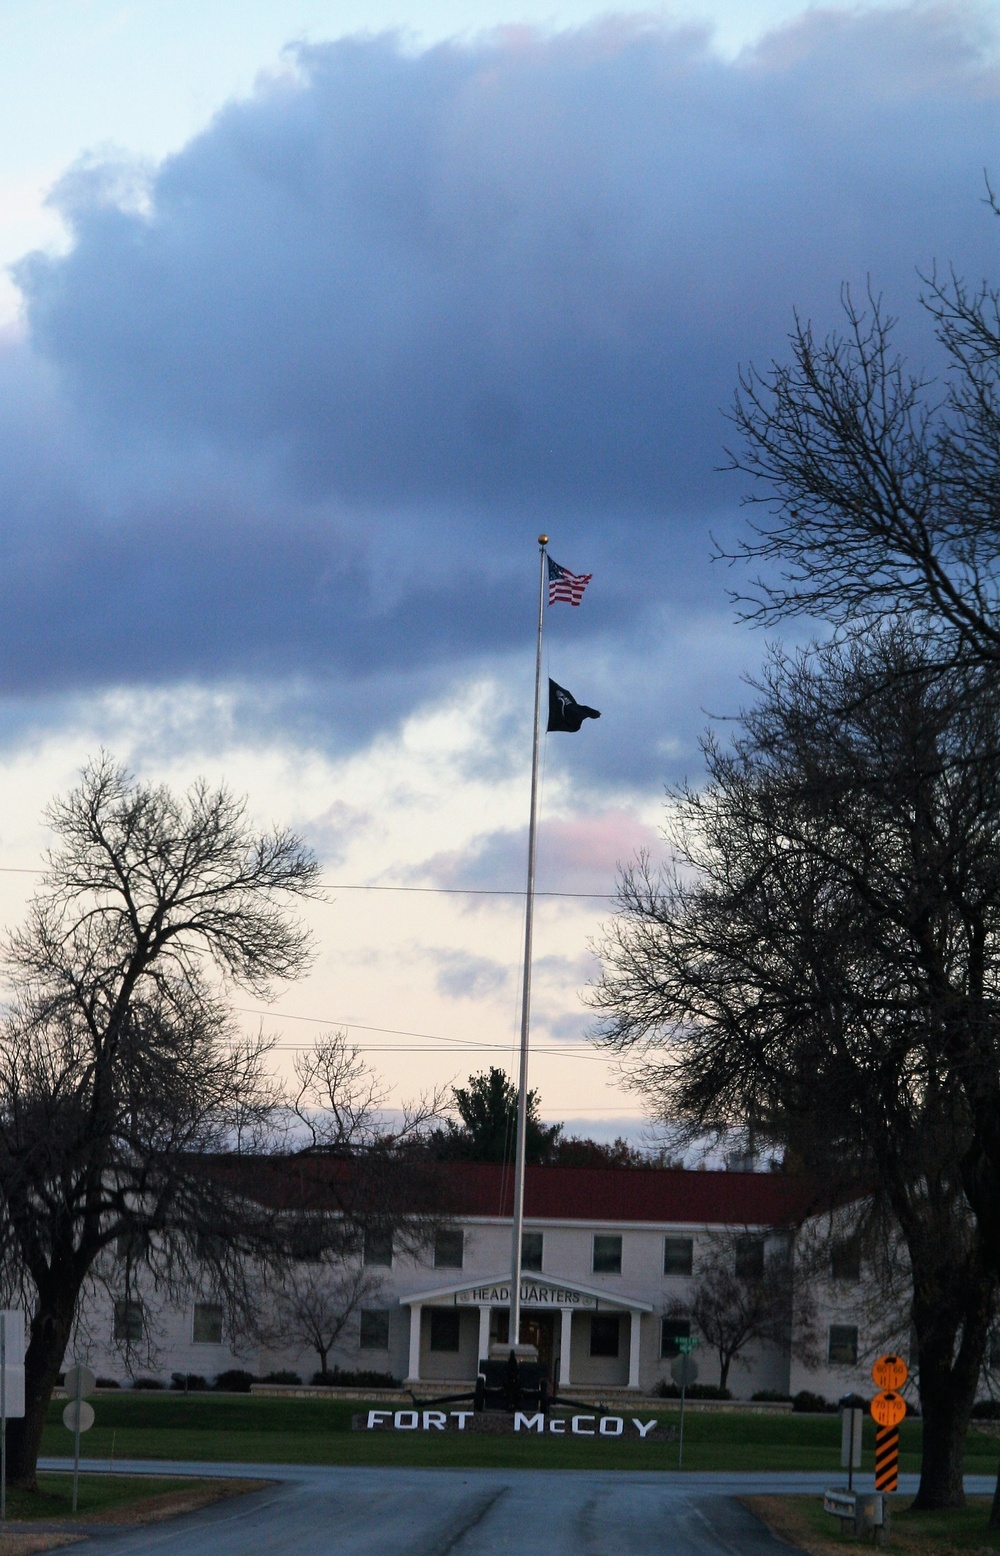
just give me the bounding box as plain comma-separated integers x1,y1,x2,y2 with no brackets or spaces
62,1400,95,1434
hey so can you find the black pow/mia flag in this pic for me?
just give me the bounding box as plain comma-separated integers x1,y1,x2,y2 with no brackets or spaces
547,679,601,733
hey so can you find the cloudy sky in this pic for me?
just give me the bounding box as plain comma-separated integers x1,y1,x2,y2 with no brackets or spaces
0,0,997,1139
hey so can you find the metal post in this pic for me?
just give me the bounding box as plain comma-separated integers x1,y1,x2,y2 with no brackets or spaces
72,1363,82,1513
678,1379,687,1470
508,536,548,1351
848,1408,856,1492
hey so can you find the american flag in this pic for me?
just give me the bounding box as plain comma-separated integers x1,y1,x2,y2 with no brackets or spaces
548,556,592,606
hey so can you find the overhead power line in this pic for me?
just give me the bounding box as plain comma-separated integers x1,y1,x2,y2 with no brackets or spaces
0,865,614,900
234,1006,607,1062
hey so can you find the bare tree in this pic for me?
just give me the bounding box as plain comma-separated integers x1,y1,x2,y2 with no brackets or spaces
723,267,1000,673
669,1231,818,1393
291,1029,446,1153
282,1028,449,1263
0,756,319,1487
592,631,1000,1510
270,1262,383,1379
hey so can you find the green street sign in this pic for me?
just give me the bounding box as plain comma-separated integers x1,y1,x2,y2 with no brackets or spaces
677,1336,700,1354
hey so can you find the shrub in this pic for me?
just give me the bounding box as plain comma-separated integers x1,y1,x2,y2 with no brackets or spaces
96,1377,120,1389
792,1390,828,1413
972,1400,1000,1420
132,1377,164,1390
311,1367,398,1388
263,1371,302,1385
654,1381,731,1400
170,1372,207,1391
751,1391,792,1402
213,1369,255,1393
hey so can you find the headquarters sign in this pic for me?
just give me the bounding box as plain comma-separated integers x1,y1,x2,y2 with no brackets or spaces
455,1282,598,1310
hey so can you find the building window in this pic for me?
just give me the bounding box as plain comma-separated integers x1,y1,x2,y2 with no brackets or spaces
285,1219,328,1263
828,1325,859,1365
360,1309,391,1350
593,1235,623,1274
735,1235,765,1279
115,1230,146,1262
522,1231,543,1272
831,1239,861,1283
664,1237,694,1276
196,1230,228,1263
434,1228,464,1269
192,1303,223,1345
113,1299,143,1343
430,1309,462,1352
590,1314,621,1358
363,1225,394,1267
660,1318,691,1358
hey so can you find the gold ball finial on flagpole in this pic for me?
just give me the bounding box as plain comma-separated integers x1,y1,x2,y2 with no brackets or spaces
538,534,548,546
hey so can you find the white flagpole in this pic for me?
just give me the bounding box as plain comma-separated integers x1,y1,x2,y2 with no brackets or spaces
509,534,548,1351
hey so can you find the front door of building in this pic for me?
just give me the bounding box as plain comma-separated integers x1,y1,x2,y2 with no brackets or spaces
520,1313,555,1381
492,1310,557,1381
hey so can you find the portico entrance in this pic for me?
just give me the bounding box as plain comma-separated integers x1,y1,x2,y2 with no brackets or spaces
401,1271,652,1389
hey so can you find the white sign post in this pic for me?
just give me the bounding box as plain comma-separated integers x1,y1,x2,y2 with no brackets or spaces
62,1365,96,1514
841,1406,864,1489
0,1311,26,1524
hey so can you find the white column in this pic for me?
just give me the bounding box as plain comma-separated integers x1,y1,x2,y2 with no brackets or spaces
559,1308,573,1387
407,1303,422,1383
628,1310,641,1390
478,1306,491,1364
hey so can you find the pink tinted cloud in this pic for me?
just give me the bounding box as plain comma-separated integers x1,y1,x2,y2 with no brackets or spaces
415,807,664,897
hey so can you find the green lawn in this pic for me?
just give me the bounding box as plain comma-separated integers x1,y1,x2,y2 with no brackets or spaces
36,1393,1000,1473
2,1473,216,1521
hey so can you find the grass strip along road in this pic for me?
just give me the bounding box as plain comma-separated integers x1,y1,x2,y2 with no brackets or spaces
0,1473,257,1522
748,1494,1000,1554
36,1393,1000,1474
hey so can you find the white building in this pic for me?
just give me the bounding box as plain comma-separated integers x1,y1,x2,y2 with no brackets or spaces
73,1161,907,1401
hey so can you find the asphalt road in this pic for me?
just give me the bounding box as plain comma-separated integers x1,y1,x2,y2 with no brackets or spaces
31,1462,1000,1556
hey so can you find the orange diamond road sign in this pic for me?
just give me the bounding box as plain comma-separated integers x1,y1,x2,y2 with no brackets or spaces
870,1391,907,1428
871,1354,908,1392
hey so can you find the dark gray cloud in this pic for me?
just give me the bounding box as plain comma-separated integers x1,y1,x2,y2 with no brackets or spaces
1,7,997,776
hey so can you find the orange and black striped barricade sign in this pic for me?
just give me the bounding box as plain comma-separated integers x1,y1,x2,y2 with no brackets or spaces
875,1423,900,1491
871,1388,906,1491
870,1356,909,1494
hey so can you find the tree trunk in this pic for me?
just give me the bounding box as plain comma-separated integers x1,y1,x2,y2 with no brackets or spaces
719,1354,731,1390
910,1278,990,1511
317,1345,328,1378
914,1384,974,1510
8,1280,80,1490
989,1462,1000,1530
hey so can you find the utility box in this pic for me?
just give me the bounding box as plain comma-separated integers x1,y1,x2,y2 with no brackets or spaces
823,1488,890,1546
855,1492,890,1546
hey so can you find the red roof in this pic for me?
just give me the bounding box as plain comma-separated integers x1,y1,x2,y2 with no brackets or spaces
205,1154,826,1226
446,1162,823,1226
